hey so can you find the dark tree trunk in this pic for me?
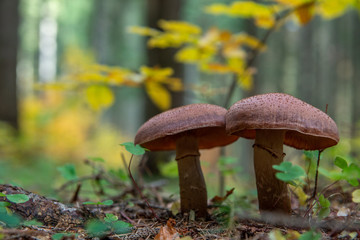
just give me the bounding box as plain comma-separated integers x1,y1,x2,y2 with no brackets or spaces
141,0,184,175
0,0,19,130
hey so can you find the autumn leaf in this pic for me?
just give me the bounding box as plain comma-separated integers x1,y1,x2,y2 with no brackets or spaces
352,189,360,203
85,85,114,111
211,188,235,204
128,26,160,36
154,219,180,240
145,81,171,111
295,2,315,25
158,20,201,35
206,1,275,19
317,0,355,19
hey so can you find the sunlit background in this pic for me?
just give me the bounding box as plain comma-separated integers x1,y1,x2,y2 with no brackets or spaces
0,0,359,204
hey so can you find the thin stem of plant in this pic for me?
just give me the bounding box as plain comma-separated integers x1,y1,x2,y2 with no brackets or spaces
222,3,312,108
311,150,324,199
127,154,160,220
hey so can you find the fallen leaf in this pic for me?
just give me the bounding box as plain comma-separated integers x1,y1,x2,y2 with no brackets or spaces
154,219,180,240
211,188,235,204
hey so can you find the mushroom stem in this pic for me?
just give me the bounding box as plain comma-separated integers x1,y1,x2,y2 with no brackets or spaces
253,129,291,214
176,134,208,218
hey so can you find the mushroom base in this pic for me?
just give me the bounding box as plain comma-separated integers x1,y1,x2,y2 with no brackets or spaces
253,129,291,214
176,134,208,218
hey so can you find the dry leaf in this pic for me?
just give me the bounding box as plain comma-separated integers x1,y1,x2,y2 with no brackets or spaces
154,219,180,240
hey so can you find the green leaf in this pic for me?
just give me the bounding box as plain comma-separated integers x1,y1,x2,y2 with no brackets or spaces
6,194,29,204
120,142,147,155
52,233,77,240
303,150,318,160
102,200,114,206
318,207,330,220
0,202,11,208
0,212,22,228
104,213,118,223
85,219,109,237
111,221,133,234
0,193,5,197
22,219,43,226
83,200,113,206
273,162,306,184
334,156,348,169
318,194,330,208
83,201,101,205
342,163,360,186
57,164,78,181
299,230,321,240
88,157,105,163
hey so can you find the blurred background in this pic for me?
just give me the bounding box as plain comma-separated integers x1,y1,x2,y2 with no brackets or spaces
0,0,359,203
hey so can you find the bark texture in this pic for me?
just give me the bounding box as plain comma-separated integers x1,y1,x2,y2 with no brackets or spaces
0,184,101,228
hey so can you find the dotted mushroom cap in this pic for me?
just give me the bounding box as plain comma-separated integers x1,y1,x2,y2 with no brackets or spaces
135,103,239,151
226,93,339,150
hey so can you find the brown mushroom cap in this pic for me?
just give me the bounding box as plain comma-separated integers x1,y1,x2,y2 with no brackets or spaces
135,103,239,151
226,93,339,150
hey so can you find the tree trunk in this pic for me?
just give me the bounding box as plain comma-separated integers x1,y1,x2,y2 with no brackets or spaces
0,0,19,130
141,0,185,175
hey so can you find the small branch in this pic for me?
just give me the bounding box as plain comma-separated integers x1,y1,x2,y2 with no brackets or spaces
311,150,324,199
127,155,160,220
222,3,312,108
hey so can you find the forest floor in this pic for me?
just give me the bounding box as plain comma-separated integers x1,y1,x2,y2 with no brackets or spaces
1,183,360,240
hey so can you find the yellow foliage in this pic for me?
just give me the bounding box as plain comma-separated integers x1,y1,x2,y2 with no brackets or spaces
205,1,275,19
255,16,276,29
140,66,173,80
85,85,115,111
128,26,159,37
158,20,201,35
233,33,267,51
295,2,315,25
175,46,215,63
289,185,309,206
145,81,171,111
317,0,355,19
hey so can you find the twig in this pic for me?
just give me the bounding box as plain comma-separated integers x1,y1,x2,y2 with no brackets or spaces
222,2,313,108
311,150,324,199
127,154,160,220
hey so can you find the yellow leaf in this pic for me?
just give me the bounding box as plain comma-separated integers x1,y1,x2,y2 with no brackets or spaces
229,1,273,18
148,33,195,48
170,202,181,216
269,229,286,240
164,78,183,91
295,2,315,25
145,82,171,111
85,85,114,111
158,20,201,35
175,46,215,63
140,66,174,81
204,4,230,15
255,16,276,29
289,185,309,206
352,189,360,203
128,26,159,36
234,33,267,51
317,0,355,19
237,71,254,90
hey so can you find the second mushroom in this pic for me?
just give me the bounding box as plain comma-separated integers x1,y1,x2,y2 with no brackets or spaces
226,93,339,215
135,103,238,218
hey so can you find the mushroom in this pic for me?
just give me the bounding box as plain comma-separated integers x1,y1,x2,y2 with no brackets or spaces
135,103,238,218
226,93,339,214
